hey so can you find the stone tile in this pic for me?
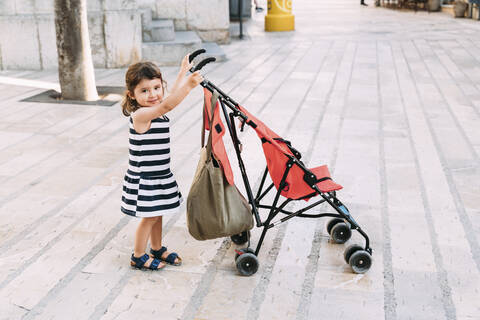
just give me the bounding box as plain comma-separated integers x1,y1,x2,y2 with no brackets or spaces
257,219,316,319
101,270,202,320
394,270,446,320
0,191,123,310
195,270,259,319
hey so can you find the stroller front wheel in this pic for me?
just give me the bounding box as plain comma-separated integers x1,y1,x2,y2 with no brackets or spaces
348,250,372,274
236,252,259,276
235,247,255,260
330,222,352,244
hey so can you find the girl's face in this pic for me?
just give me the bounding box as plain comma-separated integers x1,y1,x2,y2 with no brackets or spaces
130,78,164,108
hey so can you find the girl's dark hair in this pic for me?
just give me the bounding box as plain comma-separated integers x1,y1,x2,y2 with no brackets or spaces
121,61,167,116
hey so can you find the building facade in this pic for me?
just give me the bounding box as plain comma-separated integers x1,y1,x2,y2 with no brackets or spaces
0,0,229,70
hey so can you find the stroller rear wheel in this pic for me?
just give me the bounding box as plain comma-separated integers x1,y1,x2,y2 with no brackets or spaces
344,244,363,264
348,250,372,274
330,222,352,244
236,252,259,276
235,247,255,260
231,231,250,245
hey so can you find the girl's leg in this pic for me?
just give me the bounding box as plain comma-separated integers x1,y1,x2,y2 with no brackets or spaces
150,216,163,250
150,217,181,265
133,217,165,268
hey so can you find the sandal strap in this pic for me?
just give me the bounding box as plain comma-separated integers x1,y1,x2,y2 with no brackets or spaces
149,258,162,270
150,246,168,259
164,252,178,265
131,253,149,268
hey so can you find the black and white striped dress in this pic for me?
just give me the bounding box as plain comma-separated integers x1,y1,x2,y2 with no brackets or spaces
121,116,183,218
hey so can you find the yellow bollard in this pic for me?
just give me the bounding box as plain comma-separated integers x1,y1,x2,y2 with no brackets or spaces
265,0,295,32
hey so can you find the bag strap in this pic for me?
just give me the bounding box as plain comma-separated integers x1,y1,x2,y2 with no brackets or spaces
201,90,220,146
202,90,220,160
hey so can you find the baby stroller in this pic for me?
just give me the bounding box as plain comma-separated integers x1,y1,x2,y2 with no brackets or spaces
188,50,373,276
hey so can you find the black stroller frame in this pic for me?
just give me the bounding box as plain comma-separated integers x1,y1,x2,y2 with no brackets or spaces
189,50,373,276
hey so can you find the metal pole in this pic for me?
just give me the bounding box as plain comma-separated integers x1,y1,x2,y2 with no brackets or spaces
238,0,243,39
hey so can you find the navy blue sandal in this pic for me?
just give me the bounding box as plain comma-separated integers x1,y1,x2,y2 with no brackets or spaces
150,246,182,266
130,253,164,270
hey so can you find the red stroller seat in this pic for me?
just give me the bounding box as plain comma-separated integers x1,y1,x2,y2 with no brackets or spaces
237,105,342,200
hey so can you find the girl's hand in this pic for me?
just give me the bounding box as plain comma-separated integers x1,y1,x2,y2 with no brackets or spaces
180,54,193,74
187,71,203,88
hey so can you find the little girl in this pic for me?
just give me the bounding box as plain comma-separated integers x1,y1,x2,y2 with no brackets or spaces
121,56,203,270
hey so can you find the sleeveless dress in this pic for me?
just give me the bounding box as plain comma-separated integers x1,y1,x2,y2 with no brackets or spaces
121,116,183,218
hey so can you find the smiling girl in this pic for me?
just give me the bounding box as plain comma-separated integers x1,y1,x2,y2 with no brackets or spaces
121,57,203,270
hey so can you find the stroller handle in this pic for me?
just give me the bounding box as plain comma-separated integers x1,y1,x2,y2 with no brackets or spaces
189,49,206,63
193,57,217,72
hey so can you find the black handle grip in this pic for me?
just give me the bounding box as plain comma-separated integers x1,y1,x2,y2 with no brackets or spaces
189,49,206,63
193,57,216,72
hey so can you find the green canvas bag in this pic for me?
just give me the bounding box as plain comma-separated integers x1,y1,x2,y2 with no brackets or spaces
186,91,253,241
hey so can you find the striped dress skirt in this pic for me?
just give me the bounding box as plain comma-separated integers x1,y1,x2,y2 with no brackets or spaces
121,116,183,218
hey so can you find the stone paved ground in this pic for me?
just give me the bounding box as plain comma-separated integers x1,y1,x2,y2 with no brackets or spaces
1,0,480,319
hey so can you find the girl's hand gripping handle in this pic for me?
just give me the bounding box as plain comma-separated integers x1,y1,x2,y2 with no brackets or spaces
187,71,203,89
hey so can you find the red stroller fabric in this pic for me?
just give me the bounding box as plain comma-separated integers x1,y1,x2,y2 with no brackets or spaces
237,105,343,200
203,88,234,185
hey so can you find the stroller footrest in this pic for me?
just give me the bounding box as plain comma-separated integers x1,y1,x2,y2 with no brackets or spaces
310,165,343,193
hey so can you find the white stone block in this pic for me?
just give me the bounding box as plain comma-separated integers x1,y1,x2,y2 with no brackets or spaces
104,11,142,68
186,0,229,30
174,19,187,31
0,0,16,14
155,0,186,20
142,31,201,66
87,0,102,12
139,8,153,29
138,0,156,6
34,0,54,14
137,0,156,15
36,14,57,69
102,0,137,10
0,16,41,69
197,30,230,44
145,19,175,42
13,0,34,14
88,12,108,68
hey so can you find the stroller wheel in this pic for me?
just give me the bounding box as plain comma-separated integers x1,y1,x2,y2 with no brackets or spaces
330,222,352,244
235,247,255,260
231,231,250,245
348,250,372,274
344,244,363,264
326,218,345,235
236,253,259,276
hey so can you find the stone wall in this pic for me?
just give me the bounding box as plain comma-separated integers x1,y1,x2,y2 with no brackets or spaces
139,0,230,43
0,0,142,70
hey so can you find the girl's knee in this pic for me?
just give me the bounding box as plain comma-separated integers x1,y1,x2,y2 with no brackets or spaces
142,216,160,224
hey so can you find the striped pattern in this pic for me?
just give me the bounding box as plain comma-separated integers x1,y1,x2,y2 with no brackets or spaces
121,116,182,218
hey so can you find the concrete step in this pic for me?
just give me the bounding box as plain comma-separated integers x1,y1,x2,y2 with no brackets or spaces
142,31,202,66
143,19,175,42
202,42,227,63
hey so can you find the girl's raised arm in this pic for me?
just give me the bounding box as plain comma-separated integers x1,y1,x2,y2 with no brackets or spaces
170,55,193,94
